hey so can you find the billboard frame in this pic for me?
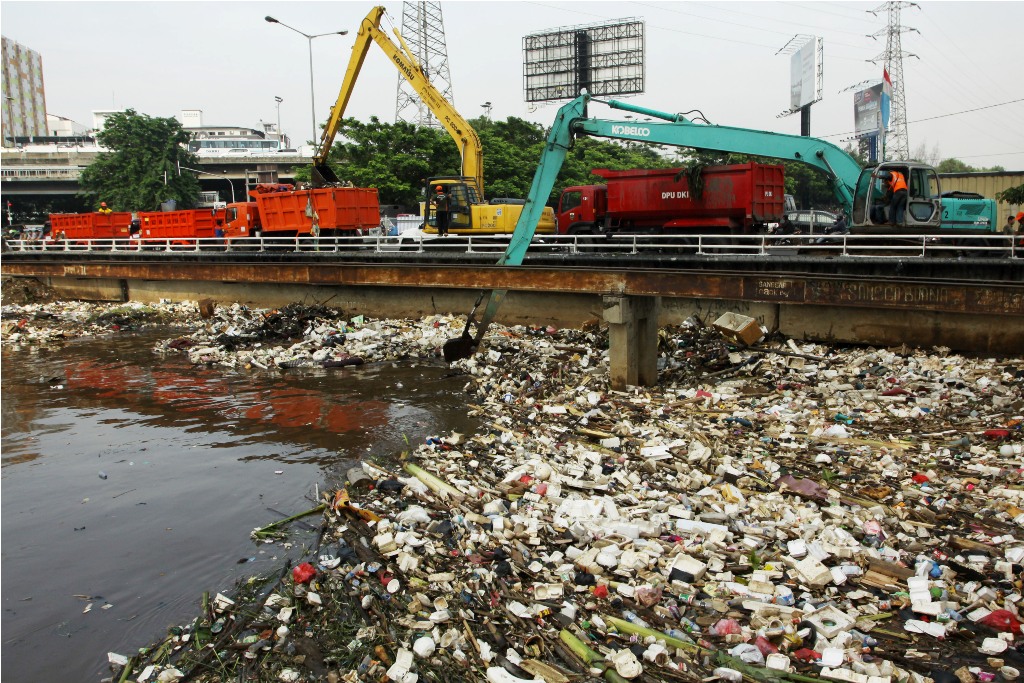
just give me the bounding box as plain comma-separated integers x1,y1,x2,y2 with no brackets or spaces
523,18,644,103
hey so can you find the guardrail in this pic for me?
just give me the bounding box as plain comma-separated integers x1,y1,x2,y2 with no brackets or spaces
4,232,1022,259
0,166,83,180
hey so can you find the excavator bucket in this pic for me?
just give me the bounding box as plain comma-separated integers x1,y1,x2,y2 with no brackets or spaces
312,164,340,188
442,331,477,364
442,294,484,363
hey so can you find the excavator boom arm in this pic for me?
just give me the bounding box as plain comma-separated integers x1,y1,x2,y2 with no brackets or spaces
444,92,867,361
574,110,861,215
313,6,483,193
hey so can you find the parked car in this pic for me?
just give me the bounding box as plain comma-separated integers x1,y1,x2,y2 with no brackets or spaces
784,209,839,233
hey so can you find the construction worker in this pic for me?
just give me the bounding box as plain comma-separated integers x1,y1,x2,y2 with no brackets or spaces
886,170,908,227
431,185,451,237
1005,214,1017,235
98,202,112,215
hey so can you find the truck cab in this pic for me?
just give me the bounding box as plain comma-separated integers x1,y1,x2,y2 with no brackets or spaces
556,185,604,235
224,202,261,238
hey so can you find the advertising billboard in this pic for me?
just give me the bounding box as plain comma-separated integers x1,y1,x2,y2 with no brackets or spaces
524,19,644,103
854,83,884,138
789,37,820,110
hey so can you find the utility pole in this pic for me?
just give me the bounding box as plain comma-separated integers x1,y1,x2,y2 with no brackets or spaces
869,1,919,161
395,1,454,128
275,96,283,147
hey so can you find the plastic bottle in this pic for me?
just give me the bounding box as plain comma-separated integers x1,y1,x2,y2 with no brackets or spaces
622,610,651,629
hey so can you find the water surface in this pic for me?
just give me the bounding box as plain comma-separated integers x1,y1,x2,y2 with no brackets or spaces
1,329,477,681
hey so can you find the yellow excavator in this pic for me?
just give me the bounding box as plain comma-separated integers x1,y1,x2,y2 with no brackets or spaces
313,5,556,235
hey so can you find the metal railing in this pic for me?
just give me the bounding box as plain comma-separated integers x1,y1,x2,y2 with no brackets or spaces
4,232,1021,259
0,166,83,180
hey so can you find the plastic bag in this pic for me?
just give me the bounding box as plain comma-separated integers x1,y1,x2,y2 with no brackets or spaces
292,562,316,584
712,618,742,635
979,609,1022,634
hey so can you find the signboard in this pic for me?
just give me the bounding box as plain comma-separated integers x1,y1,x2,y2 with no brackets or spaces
524,19,644,103
854,83,884,138
789,37,820,110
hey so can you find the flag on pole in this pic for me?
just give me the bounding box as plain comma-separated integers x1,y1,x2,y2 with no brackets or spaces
880,68,893,131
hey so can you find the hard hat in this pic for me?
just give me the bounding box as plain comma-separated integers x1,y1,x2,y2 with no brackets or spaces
1017,212,1024,221
435,185,443,191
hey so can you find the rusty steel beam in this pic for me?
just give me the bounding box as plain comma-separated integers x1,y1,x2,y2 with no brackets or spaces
4,259,1022,317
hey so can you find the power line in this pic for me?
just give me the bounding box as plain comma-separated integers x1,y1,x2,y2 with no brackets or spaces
787,2,881,25
912,98,1024,124
817,97,1024,138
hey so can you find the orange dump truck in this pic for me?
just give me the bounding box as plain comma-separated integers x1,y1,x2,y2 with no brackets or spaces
223,183,380,239
137,209,225,244
49,212,133,241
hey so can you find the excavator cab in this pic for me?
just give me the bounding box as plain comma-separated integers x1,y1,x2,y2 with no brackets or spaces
422,177,481,234
851,162,941,233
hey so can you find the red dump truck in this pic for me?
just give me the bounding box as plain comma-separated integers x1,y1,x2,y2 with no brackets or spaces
555,162,785,235
224,184,380,239
49,212,133,242
137,209,225,244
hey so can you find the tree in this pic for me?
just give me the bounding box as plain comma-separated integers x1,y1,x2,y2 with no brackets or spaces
319,115,670,206
321,117,458,206
936,158,974,173
997,184,1024,205
79,110,201,211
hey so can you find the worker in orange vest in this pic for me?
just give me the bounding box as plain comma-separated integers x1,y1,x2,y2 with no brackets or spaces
887,170,908,227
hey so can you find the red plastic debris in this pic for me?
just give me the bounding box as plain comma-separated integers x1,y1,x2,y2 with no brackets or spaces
979,609,1022,634
712,618,742,635
292,562,316,584
984,429,1012,440
881,388,911,396
792,648,822,662
593,584,609,599
912,473,930,484
754,635,779,656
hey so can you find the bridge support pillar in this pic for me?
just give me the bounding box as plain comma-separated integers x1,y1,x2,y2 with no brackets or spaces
603,294,661,390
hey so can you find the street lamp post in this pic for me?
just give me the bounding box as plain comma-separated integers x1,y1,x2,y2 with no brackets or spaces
179,165,236,205
265,16,348,148
274,96,283,147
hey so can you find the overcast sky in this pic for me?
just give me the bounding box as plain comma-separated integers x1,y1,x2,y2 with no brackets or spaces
3,1,1022,170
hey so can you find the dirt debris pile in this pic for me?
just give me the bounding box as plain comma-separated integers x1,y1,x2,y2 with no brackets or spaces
1,298,201,346
155,303,494,370
106,306,1024,683
1,276,59,305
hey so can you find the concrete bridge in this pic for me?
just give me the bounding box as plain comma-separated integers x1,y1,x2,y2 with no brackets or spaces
4,247,1022,388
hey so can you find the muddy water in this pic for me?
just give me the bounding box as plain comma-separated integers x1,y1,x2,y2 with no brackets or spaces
1,330,479,681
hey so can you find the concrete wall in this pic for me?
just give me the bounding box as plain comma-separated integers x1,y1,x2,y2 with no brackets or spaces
36,275,1024,354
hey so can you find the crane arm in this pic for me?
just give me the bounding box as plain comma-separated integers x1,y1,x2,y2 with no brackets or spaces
441,95,589,362
576,98,862,215
313,6,483,194
443,91,868,362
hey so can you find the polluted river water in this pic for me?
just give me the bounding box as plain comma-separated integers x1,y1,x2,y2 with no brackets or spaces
6,294,1024,683
1,329,479,681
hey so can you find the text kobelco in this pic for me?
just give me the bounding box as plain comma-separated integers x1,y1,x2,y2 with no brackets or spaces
610,125,650,137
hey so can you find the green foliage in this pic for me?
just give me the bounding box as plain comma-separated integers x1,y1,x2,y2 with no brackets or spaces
997,184,1024,205
554,137,666,202
936,158,974,173
322,117,459,206
79,110,201,212
320,115,670,206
